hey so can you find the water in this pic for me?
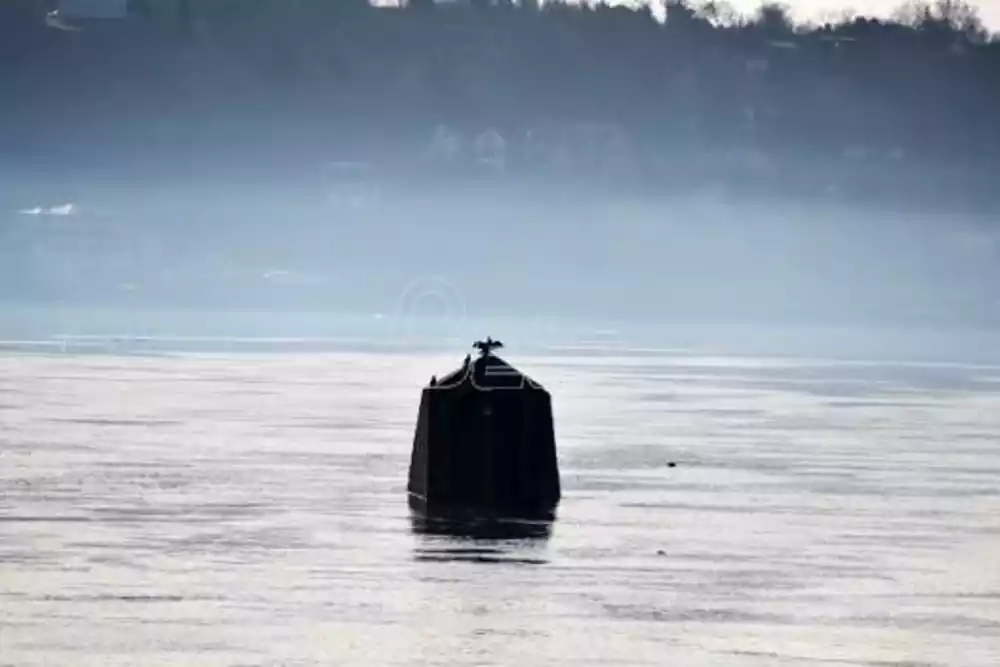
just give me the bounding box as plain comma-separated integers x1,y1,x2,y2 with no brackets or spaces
2,349,1000,666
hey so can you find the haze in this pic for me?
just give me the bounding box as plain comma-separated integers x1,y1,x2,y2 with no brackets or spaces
2,0,999,357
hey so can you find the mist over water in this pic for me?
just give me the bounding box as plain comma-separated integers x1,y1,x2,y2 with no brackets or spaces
3,177,999,344
4,174,1000,664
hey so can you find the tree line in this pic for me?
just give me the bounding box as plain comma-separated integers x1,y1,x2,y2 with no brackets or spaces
2,0,999,212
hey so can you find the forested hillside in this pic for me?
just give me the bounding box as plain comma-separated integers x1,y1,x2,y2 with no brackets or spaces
2,0,998,210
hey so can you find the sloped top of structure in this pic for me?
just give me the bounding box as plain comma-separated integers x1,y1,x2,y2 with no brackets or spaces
433,339,545,392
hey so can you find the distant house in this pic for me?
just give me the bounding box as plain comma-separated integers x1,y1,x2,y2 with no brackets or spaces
426,125,464,164
56,0,129,20
473,128,506,171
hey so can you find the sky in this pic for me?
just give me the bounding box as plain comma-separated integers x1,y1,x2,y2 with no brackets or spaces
58,0,1000,31
591,0,1000,29
383,0,1000,30
717,0,1000,28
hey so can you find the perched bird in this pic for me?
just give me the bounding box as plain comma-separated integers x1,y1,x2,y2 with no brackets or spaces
473,337,504,356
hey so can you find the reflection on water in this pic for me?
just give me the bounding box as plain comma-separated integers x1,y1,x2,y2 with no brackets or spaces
409,512,553,541
2,350,1000,666
412,548,550,566
409,506,554,564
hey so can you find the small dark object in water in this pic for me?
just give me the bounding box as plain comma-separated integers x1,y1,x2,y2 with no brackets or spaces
407,338,561,521
667,461,677,468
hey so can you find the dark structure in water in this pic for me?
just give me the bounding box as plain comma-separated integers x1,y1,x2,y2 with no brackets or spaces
408,338,561,521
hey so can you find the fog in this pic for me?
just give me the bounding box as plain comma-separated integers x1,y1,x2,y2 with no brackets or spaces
3,0,999,360
2,165,999,362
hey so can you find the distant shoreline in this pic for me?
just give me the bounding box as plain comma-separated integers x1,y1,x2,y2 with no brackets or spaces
2,304,999,366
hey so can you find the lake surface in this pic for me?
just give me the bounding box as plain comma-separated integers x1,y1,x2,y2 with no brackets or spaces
2,349,1000,666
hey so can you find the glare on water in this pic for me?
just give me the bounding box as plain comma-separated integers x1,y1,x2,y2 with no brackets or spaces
1,351,999,666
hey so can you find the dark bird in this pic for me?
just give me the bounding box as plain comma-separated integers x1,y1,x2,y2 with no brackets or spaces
473,337,504,357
